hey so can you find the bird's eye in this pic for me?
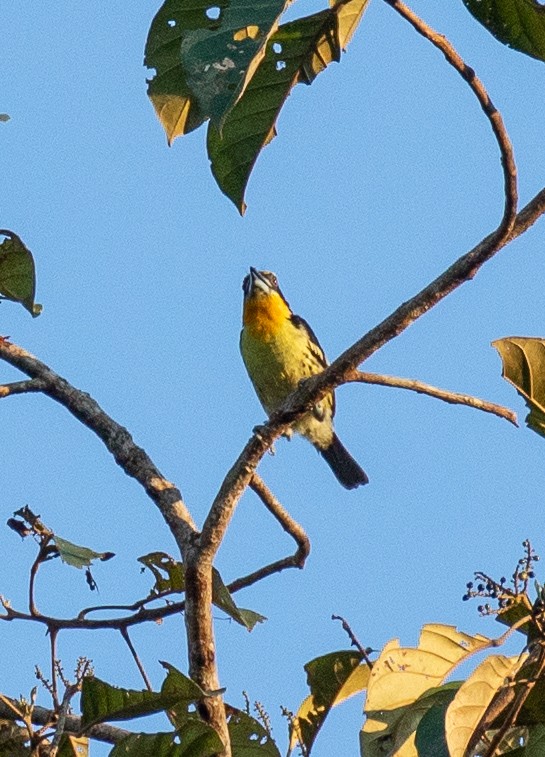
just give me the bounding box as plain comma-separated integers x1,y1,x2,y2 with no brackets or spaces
271,276,277,287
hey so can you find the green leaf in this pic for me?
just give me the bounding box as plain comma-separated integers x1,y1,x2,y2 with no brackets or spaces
463,0,545,63
145,0,290,141
211,568,266,631
0,231,41,316
110,724,224,757
56,735,89,757
176,720,225,757
525,724,545,756
361,683,460,757
228,709,280,756
208,0,370,212
138,552,186,595
289,651,364,755
80,678,169,728
145,2,208,143
160,662,212,703
139,553,265,630
110,732,183,756
493,337,545,439
53,535,114,569
414,695,457,757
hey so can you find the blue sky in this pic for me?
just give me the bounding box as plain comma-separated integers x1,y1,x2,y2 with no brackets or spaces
2,1,545,755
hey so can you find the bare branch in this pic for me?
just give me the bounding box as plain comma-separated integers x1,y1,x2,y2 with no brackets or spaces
383,0,517,228
332,614,374,668
0,378,46,397
347,371,517,426
120,627,153,692
249,474,310,564
0,340,197,550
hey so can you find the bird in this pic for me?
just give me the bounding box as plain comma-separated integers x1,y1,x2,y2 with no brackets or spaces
240,267,368,489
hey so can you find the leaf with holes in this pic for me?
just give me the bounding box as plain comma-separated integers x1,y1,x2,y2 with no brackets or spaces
288,651,367,755
493,337,545,439
0,230,41,316
145,0,291,140
138,551,186,596
207,0,370,213
463,0,545,63
110,726,224,757
228,709,281,756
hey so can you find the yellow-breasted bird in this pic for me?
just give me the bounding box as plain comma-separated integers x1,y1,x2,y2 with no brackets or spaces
240,268,368,489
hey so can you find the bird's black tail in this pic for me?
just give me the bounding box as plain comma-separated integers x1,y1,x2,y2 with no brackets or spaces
318,434,369,489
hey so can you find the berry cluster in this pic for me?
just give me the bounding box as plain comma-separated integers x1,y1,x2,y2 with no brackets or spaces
462,540,539,616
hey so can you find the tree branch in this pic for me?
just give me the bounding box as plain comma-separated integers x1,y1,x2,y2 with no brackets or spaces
346,371,517,425
226,475,310,593
0,378,46,397
0,695,131,745
0,340,197,551
383,0,517,227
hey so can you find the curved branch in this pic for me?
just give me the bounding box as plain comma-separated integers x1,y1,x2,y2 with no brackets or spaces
347,371,517,425
384,0,517,231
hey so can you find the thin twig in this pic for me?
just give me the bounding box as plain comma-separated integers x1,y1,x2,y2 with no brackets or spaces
249,474,310,566
332,614,374,668
29,541,50,617
383,0,517,229
347,371,518,426
120,627,153,691
49,628,59,709
0,378,46,397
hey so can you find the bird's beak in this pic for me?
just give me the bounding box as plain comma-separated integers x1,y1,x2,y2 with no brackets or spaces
249,267,272,295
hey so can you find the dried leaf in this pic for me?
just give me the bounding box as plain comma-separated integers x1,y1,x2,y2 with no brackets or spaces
493,337,545,438
445,654,527,757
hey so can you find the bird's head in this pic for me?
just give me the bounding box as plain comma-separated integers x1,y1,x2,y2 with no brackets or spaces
242,267,291,334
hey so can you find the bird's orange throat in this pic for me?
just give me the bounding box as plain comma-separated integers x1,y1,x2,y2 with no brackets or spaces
243,293,291,339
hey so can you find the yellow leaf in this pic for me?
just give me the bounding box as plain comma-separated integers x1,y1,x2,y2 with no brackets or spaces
335,662,371,706
493,337,545,438
148,94,193,145
366,624,489,712
445,654,526,757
